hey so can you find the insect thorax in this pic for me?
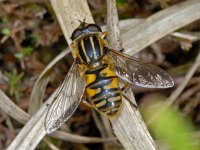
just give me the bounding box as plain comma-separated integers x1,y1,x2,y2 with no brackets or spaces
75,35,106,64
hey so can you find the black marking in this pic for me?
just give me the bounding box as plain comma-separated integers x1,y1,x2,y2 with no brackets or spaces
92,88,119,99
86,63,122,115
93,37,101,58
93,92,121,104
77,35,106,64
84,37,94,61
98,99,121,110
89,78,112,89
85,63,108,74
75,57,81,64
104,47,110,54
78,44,88,63
83,36,102,62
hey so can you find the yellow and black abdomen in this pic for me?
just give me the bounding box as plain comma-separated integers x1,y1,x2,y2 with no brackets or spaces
84,63,122,117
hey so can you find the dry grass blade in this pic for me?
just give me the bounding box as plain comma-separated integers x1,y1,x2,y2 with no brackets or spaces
106,0,158,150
122,0,200,55
106,0,122,51
92,110,116,139
6,0,200,149
117,19,200,47
92,111,112,138
7,91,115,149
28,77,49,115
51,130,117,144
50,0,93,57
118,19,200,44
148,50,200,124
110,89,158,150
28,49,70,115
7,0,98,149
7,92,55,150
0,90,30,124
0,89,114,149
43,138,61,150
171,32,199,42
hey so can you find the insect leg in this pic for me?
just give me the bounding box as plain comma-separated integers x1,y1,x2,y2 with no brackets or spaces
101,31,108,39
121,83,129,93
82,100,93,108
82,93,93,108
122,93,137,108
121,84,137,108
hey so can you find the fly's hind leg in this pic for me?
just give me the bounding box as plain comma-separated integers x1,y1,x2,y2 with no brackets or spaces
121,83,137,107
82,93,93,108
83,99,93,108
121,83,129,93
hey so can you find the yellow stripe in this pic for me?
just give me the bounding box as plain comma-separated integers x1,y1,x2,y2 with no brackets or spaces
90,37,97,59
96,88,101,94
95,100,107,108
104,107,119,114
108,96,121,102
81,40,90,63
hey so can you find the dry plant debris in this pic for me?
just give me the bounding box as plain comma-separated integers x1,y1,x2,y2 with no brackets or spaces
0,0,200,149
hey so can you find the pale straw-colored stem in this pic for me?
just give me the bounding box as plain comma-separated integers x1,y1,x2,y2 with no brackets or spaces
5,0,200,149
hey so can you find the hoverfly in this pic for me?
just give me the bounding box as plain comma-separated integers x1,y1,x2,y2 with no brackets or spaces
44,21,174,134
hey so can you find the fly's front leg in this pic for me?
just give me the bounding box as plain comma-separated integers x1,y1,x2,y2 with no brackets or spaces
101,31,108,39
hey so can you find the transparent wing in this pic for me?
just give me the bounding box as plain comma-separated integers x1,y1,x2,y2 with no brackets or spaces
44,62,85,134
108,49,174,88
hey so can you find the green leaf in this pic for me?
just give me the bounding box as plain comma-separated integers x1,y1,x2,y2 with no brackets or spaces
14,46,34,60
4,70,24,101
1,28,10,35
143,101,198,150
116,0,126,6
23,46,34,56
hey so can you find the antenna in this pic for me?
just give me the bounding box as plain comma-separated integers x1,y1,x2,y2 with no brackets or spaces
78,16,86,23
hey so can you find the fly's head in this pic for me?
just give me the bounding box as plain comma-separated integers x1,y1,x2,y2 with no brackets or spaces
71,22,102,40
70,21,102,48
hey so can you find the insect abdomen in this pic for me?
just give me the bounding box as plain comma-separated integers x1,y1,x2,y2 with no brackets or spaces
84,63,122,117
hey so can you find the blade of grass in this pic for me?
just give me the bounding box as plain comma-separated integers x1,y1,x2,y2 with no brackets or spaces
122,0,200,55
5,88,115,149
50,130,117,144
107,0,158,149
7,0,200,149
0,90,30,124
28,49,70,115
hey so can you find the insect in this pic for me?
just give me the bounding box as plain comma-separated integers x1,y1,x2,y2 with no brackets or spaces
44,21,174,134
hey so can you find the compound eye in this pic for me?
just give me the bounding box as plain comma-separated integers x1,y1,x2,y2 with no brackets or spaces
71,29,82,40
87,24,102,33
